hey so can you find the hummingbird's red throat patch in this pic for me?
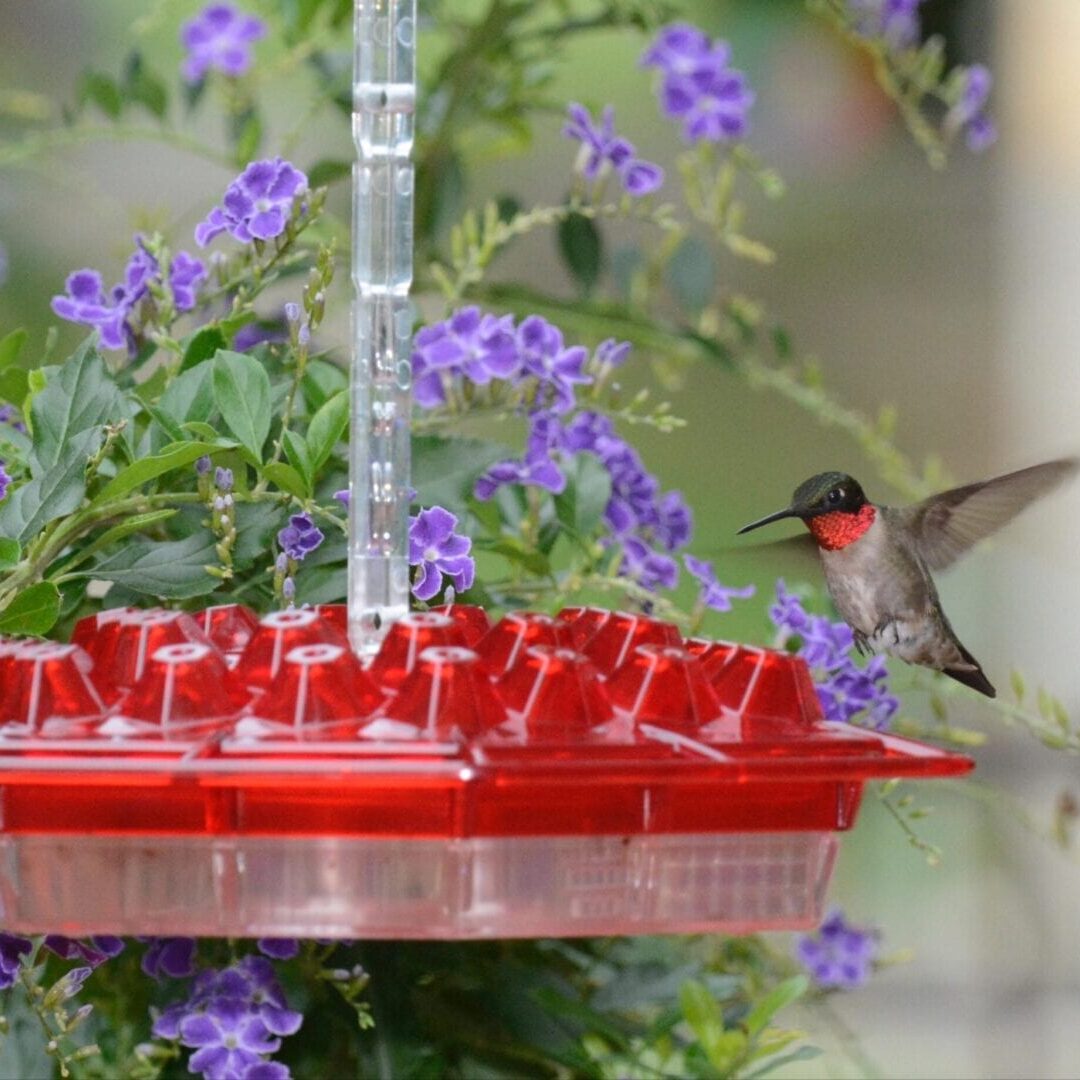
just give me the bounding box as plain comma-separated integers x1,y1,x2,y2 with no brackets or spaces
807,504,876,551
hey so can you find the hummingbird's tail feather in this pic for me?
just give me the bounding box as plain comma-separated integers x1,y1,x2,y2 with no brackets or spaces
942,663,996,697
943,638,996,697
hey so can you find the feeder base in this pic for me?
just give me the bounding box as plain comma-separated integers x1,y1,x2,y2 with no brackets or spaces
0,831,836,939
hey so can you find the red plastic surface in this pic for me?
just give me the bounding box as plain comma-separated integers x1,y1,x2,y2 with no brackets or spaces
0,604,973,840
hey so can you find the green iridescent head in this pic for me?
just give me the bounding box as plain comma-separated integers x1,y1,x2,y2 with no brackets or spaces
737,471,868,534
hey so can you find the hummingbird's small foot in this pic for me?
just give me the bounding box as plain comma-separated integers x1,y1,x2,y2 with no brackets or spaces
852,630,872,656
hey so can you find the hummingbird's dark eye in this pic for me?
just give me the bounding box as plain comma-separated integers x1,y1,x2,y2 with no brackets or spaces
826,487,844,507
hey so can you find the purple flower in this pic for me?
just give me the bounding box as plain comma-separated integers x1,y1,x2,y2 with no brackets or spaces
333,488,349,508
640,23,714,77
596,338,632,369
409,506,475,602
620,536,678,593
0,933,32,989
257,939,299,961
769,580,811,636
196,158,309,247
181,3,266,82
233,321,288,352
817,655,898,728
948,65,996,153
412,307,518,408
474,411,567,501
796,908,878,990
277,513,323,561
245,1063,291,1080
563,104,664,197
180,998,282,1079
43,935,125,968
655,491,693,552
767,581,898,730
515,316,591,414
683,555,755,612
965,114,997,153
0,404,26,434
643,25,754,143
154,955,301,1079
141,937,197,981
800,616,854,671
215,467,234,493
0,463,10,503
52,239,206,352
848,0,925,48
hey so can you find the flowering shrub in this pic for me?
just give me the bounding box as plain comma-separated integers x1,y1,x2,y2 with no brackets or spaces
0,1,1068,1077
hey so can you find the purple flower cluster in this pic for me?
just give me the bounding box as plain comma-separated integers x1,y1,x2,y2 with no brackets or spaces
562,104,664,197
475,407,697,596
141,937,198,981
770,581,899,729
181,3,266,83
684,555,755,613
277,513,324,562
848,0,925,49
44,935,125,967
409,506,475,602
0,463,10,503
153,955,301,1080
412,308,591,416
196,159,308,247
796,908,878,990
642,23,755,143
52,238,206,352
0,933,32,989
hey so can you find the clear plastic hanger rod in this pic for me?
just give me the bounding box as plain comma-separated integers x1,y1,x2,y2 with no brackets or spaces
347,0,416,657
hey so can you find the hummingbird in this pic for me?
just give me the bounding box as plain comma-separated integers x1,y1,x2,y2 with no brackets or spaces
737,459,1078,697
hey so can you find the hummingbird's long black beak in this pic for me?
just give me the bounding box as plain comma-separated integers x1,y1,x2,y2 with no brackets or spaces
737,507,797,535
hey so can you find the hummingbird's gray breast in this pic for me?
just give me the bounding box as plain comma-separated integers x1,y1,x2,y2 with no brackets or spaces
818,509,972,670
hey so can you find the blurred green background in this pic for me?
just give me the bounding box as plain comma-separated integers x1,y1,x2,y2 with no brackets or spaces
2,1,1079,1076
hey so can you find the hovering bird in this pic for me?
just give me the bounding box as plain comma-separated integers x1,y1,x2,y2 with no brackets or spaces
737,459,1078,697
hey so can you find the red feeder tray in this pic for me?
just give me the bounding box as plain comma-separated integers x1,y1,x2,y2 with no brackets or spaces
0,606,972,939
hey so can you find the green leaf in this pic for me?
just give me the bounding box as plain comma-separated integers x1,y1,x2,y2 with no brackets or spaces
282,430,314,494
0,427,99,543
79,70,123,118
302,359,347,413
555,453,612,537
180,326,227,373
0,582,61,636
413,435,509,514
741,1045,821,1080
306,389,348,471
680,980,746,1074
181,421,221,442
141,400,186,445
475,537,551,577
122,51,168,119
212,350,272,461
89,440,226,506
306,158,352,187
557,212,603,295
29,340,125,476
745,975,808,1039
73,509,179,566
666,236,717,313
0,328,28,370
263,461,308,500
233,109,263,164
77,533,219,600
0,367,28,409
0,538,20,570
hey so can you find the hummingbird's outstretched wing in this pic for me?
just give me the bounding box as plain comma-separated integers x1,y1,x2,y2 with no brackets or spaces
898,457,1078,571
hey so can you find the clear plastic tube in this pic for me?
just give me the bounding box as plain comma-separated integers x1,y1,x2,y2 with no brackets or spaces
348,0,416,657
